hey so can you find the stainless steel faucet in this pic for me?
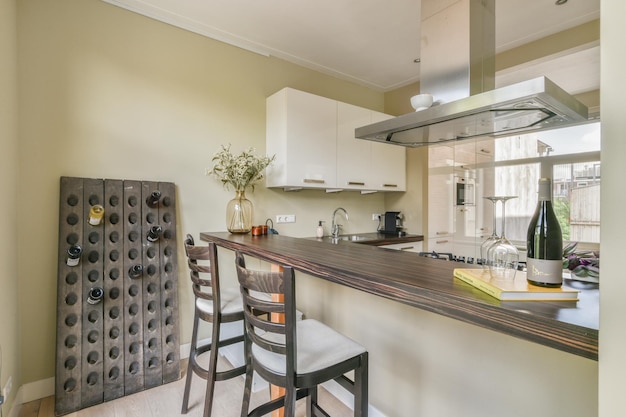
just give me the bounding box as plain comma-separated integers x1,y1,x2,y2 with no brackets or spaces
331,207,349,238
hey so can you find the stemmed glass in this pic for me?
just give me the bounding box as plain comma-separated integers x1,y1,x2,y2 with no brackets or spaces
480,196,500,267
487,196,519,279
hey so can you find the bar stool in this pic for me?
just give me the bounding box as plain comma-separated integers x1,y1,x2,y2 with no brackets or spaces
234,251,369,417
181,234,246,417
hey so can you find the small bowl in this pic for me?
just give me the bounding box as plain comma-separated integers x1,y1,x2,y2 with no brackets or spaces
410,93,434,111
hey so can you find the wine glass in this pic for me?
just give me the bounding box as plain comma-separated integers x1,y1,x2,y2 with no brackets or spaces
487,196,519,279
480,196,501,267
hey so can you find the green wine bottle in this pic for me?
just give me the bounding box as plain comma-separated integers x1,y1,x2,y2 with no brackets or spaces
526,178,563,287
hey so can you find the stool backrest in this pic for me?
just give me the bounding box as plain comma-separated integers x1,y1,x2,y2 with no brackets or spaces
234,251,297,377
184,234,221,315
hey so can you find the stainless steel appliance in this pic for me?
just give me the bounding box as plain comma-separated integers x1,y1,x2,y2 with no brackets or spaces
417,250,526,270
455,176,475,206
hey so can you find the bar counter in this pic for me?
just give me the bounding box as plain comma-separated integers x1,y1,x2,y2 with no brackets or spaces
200,232,599,360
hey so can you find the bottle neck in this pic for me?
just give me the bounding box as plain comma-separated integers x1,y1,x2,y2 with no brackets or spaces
538,178,552,202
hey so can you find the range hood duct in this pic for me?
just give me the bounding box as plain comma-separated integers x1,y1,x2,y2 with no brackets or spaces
355,0,589,147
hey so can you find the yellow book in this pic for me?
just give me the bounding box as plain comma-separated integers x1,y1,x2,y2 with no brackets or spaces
453,268,579,301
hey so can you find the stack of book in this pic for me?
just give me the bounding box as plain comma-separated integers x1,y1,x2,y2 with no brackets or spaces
453,268,579,301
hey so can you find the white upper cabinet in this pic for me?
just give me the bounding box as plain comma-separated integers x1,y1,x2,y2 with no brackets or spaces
267,87,406,192
369,111,406,191
266,88,337,189
336,102,372,189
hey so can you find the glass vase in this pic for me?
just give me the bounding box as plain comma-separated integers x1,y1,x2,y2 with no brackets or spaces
226,190,253,233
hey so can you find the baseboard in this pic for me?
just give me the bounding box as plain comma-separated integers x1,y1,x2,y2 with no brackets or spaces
320,379,386,417
15,377,55,404
6,376,55,417
7,403,20,417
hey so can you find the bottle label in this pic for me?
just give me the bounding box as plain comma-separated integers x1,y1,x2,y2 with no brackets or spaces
527,258,563,285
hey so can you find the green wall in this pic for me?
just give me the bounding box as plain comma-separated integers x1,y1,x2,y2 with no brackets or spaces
16,0,387,386
0,0,20,412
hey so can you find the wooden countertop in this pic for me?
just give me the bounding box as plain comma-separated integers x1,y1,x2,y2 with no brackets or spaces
200,232,599,361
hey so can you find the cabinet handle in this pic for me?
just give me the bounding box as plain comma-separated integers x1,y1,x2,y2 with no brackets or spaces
479,148,491,154
382,184,398,188
435,231,449,235
398,246,414,251
303,178,325,184
347,181,365,186
436,239,449,244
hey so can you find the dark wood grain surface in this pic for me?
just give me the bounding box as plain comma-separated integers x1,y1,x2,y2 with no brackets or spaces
200,232,598,361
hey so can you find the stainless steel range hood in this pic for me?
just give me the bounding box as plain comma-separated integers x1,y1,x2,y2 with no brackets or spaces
355,0,589,147
356,76,589,147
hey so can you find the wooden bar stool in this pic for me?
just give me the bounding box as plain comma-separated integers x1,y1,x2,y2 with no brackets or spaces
235,251,369,417
181,235,246,417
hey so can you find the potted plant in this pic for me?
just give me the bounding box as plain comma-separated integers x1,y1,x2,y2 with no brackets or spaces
208,144,275,233
563,241,600,283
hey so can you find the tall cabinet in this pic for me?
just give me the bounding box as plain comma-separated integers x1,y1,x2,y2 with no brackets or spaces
427,144,455,254
427,138,495,259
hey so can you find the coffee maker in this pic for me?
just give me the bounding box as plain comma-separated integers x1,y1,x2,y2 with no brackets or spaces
381,211,404,234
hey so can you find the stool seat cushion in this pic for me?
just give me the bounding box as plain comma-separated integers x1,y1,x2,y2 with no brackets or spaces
196,287,243,315
252,319,366,375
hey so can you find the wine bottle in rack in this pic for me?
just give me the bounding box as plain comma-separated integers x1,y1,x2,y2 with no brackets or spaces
66,244,82,266
128,265,143,279
147,225,163,242
526,178,563,287
146,191,161,207
88,204,104,225
87,287,104,304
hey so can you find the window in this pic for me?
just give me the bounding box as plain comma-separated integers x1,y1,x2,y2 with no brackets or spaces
493,122,601,245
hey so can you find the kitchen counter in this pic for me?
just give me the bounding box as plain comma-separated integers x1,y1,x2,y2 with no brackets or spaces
200,232,598,360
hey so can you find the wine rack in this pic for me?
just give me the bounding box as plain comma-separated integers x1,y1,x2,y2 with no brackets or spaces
55,177,180,416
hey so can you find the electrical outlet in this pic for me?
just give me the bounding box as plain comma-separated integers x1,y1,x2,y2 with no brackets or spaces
276,214,296,224
372,213,381,221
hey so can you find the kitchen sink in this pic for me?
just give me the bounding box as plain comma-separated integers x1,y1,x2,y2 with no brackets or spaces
323,235,371,243
340,235,370,241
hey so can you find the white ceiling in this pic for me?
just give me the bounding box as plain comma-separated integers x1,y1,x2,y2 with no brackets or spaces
102,0,600,93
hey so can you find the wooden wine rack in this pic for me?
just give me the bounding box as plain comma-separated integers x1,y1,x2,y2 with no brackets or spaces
55,177,180,416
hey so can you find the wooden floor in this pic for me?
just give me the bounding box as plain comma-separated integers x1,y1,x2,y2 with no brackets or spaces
18,359,352,417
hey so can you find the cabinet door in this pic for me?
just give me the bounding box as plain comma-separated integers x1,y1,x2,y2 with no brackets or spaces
266,88,337,189
454,141,477,167
428,172,455,237
369,111,406,191
380,241,423,253
336,102,372,190
428,144,454,238
427,236,454,253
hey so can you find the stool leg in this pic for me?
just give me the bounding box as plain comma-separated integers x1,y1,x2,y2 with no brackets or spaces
306,385,318,417
284,386,297,417
182,309,200,413
240,334,253,417
354,352,368,417
203,318,221,417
